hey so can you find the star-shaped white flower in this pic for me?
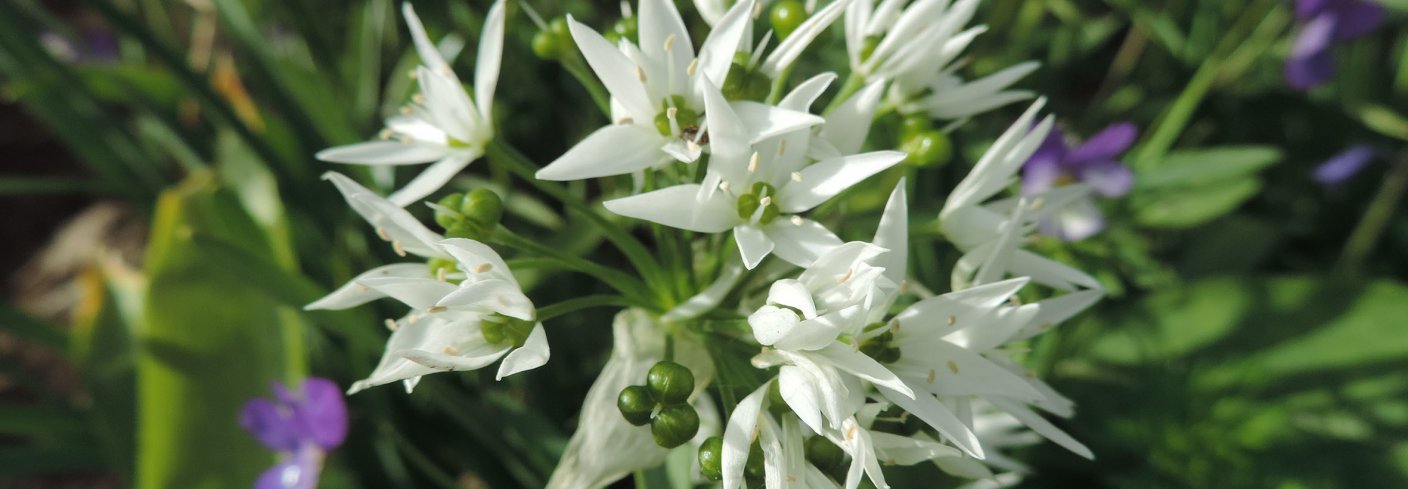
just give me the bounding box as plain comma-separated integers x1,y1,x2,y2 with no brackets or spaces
316,1,505,206
604,79,904,268
940,99,1102,291
306,173,548,393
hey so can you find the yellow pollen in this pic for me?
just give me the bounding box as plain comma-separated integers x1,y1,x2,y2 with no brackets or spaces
790,171,802,182
443,345,460,355
475,263,493,273
392,241,407,257
927,369,936,384
947,315,957,326
436,267,447,281
407,313,420,324
427,306,448,313
408,70,419,79
1031,196,1046,211
376,227,390,240
1009,296,1023,306
947,360,960,374
663,34,677,51
686,58,700,76
378,129,394,140
399,107,413,115
846,424,857,441
636,65,647,82
384,319,398,331
748,152,760,173
616,116,634,125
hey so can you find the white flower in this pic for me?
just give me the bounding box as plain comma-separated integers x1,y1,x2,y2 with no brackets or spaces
893,61,1039,121
939,99,1102,291
720,382,853,489
537,0,832,181
604,80,904,268
315,2,504,207
736,0,853,80
546,309,716,489
305,173,547,393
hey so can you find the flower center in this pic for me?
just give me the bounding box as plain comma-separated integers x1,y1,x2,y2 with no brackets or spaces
857,322,900,363
736,182,781,225
653,95,702,138
480,313,535,348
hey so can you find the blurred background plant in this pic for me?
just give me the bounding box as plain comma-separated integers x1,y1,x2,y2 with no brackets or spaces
1,0,1406,487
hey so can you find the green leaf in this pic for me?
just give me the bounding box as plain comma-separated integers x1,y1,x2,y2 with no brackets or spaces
1086,277,1252,364
71,261,146,483
1360,104,1408,141
0,304,68,351
1136,146,1281,190
1132,177,1262,229
136,173,305,489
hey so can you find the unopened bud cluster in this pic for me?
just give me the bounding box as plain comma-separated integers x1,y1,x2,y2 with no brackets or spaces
616,360,700,448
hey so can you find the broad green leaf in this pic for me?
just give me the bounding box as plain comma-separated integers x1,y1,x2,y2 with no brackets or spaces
1136,146,1281,190
1360,104,1408,141
1087,277,1252,364
137,173,305,489
1132,177,1261,228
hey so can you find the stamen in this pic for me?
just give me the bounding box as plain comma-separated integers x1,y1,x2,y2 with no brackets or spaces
376,227,390,240
790,171,802,182
748,152,760,173
636,65,647,82
399,106,413,115
1008,296,1023,306
777,139,787,156
663,34,677,52
1040,322,1054,330
947,315,957,326
427,306,448,313
1030,196,1045,211
412,94,426,104
753,1,764,18
758,196,772,206
667,107,679,121
475,263,493,273
846,423,857,441
888,318,900,333
838,267,854,283
443,345,460,355
947,360,960,374
789,215,803,226
392,240,407,257
719,181,731,192
927,369,936,384
378,129,394,140
408,70,419,79
686,58,700,76
384,319,398,331
407,313,420,324
616,116,634,125
436,267,447,282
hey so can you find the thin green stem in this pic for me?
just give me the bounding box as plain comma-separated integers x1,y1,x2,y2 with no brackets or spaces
536,295,634,322
491,227,654,307
1336,151,1408,279
486,140,668,301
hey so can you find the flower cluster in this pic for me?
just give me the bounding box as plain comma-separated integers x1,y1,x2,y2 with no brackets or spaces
302,1,1130,488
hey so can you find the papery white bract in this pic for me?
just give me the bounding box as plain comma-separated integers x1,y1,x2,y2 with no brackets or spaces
316,1,505,207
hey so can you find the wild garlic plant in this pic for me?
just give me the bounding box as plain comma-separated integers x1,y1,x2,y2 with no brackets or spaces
311,0,1112,487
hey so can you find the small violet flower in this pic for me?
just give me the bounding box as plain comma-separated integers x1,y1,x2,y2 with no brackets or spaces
1286,0,1386,91
1021,123,1138,241
240,378,348,489
1313,144,1378,187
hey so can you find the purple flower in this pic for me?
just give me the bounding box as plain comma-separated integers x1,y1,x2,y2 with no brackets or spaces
1021,123,1138,241
241,378,348,489
1313,145,1378,186
1286,0,1386,91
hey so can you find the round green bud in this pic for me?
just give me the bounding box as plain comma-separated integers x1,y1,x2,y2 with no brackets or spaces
722,63,772,102
651,404,700,448
646,360,695,404
481,314,536,347
804,436,844,472
902,129,953,168
617,385,656,426
745,440,765,478
758,204,780,225
736,192,761,220
532,18,575,60
605,16,639,44
899,115,933,142
435,193,466,229
461,188,504,227
480,320,506,345
769,1,807,40
698,436,724,481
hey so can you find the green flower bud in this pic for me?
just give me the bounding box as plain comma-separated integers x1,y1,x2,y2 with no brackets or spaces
736,192,761,220
901,129,953,168
804,436,844,472
481,313,535,348
435,189,504,240
647,360,694,404
532,18,575,61
617,385,656,426
651,404,700,448
604,16,639,44
698,436,724,481
769,1,807,40
745,440,765,478
758,204,780,225
722,63,772,102
899,115,933,143
461,187,504,227
435,193,466,229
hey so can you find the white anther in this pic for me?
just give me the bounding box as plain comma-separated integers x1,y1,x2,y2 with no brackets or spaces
384,319,398,331
663,34,677,51
790,171,802,182
392,240,407,257
748,152,760,173
686,58,700,76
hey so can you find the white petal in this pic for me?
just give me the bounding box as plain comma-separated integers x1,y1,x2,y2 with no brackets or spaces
760,0,848,77
778,151,906,213
417,66,480,143
357,276,458,309
639,0,694,76
869,431,962,466
323,172,446,256
814,343,912,398
1011,289,1104,342
437,279,534,320
942,99,1048,216
495,323,550,379
766,279,817,318
732,102,827,143
877,386,984,459
765,218,844,268
474,0,506,123
950,303,1038,352
305,263,430,310
989,397,1093,460
438,238,515,282
892,340,1043,401
385,115,449,145
872,180,908,288
735,224,777,269
567,17,655,122
702,78,751,186
722,383,770,489
316,140,451,165
387,152,475,207
778,366,826,434
749,305,802,347
821,79,885,156
537,124,669,180
1010,249,1102,291
605,184,739,232
401,3,451,73
778,72,839,112
772,306,860,352
696,0,754,85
